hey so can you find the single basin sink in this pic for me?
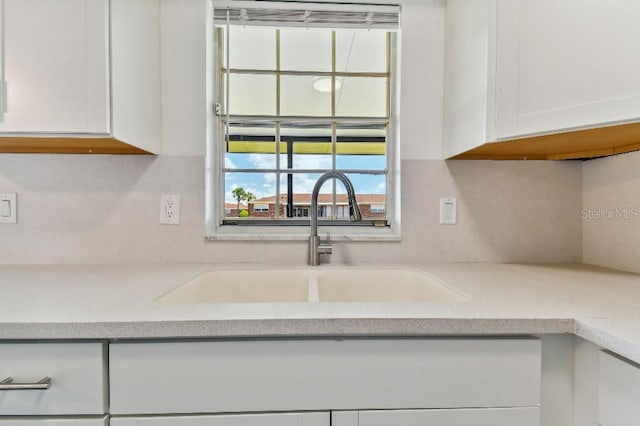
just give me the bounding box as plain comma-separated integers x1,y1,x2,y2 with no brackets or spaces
155,270,310,303
316,269,468,303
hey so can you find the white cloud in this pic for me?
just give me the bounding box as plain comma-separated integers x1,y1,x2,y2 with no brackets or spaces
248,153,277,169
293,154,332,170
224,157,237,168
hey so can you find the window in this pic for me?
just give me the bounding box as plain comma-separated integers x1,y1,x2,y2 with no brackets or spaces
253,203,269,213
207,1,400,239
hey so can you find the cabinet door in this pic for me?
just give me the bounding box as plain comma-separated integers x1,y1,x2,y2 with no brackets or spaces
0,0,109,134
496,0,640,139
598,351,640,426
110,412,329,426
332,408,539,426
0,418,107,426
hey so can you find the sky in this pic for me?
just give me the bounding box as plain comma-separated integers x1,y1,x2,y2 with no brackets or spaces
225,153,386,203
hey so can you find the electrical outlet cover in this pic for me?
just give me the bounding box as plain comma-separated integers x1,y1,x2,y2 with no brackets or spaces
160,194,181,225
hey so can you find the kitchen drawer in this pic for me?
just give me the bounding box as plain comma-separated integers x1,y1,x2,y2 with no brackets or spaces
0,342,106,415
111,412,329,426
333,407,540,426
0,418,107,426
110,338,541,415
598,351,640,426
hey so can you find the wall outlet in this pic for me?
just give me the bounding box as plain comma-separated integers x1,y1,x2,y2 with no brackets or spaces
160,194,181,225
0,193,17,224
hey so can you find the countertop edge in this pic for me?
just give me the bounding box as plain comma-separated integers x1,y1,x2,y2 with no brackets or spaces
0,317,575,340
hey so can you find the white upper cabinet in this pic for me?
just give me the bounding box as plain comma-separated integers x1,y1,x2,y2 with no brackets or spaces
445,0,640,160
0,0,162,154
0,0,110,134
496,0,640,139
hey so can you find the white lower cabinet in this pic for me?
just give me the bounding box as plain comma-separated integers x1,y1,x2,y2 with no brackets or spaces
598,351,640,426
108,338,540,425
0,342,107,416
109,338,541,415
110,413,329,426
0,342,107,426
110,408,541,426
0,419,107,426
332,408,540,426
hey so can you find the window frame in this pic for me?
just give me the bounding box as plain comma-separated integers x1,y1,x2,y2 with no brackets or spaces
205,0,401,241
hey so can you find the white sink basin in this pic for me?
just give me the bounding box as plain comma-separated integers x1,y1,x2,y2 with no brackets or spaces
155,270,311,303
156,268,468,304
316,269,468,303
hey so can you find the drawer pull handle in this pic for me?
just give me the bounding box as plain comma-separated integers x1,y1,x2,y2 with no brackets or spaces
0,376,51,390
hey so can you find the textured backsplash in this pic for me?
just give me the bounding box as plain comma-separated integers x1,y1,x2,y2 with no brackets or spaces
0,155,582,265
583,150,640,274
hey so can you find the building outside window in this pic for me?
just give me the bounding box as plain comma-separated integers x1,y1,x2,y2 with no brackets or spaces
207,0,400,239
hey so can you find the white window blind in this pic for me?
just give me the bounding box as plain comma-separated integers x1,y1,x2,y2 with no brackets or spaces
213,1,400,30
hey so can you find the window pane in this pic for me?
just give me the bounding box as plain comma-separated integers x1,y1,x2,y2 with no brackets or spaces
280,122,332,138
224,172,276,219
337,153,385,171
228,74,276,115
335,77,387,117
226,27,276,70
280,28,331,72
281,75,332,116
277,172,321,219
280,123,333,171
336,30,387,73
292,150,332,171
336,124,386,170
225,123,279,170
347,173,386,220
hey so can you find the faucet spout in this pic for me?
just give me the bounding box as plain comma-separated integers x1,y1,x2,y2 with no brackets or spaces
309,171,362,266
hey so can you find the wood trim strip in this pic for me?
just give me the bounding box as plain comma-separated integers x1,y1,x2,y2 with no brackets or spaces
450,121,640,160
0,137,152,154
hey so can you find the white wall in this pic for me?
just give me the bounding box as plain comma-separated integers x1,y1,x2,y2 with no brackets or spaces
583,149,640,273
0,0,584,264
161,0,207,156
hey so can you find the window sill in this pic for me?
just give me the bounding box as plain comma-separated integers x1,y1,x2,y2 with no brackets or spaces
205,225,401,242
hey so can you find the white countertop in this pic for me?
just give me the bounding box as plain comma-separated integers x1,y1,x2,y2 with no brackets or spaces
1,262,639,362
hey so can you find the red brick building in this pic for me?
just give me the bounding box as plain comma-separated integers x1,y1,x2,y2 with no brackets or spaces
225,202,248,217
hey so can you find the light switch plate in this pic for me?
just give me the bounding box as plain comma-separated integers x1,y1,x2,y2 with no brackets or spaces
440,197,456,225
0,193,17,224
